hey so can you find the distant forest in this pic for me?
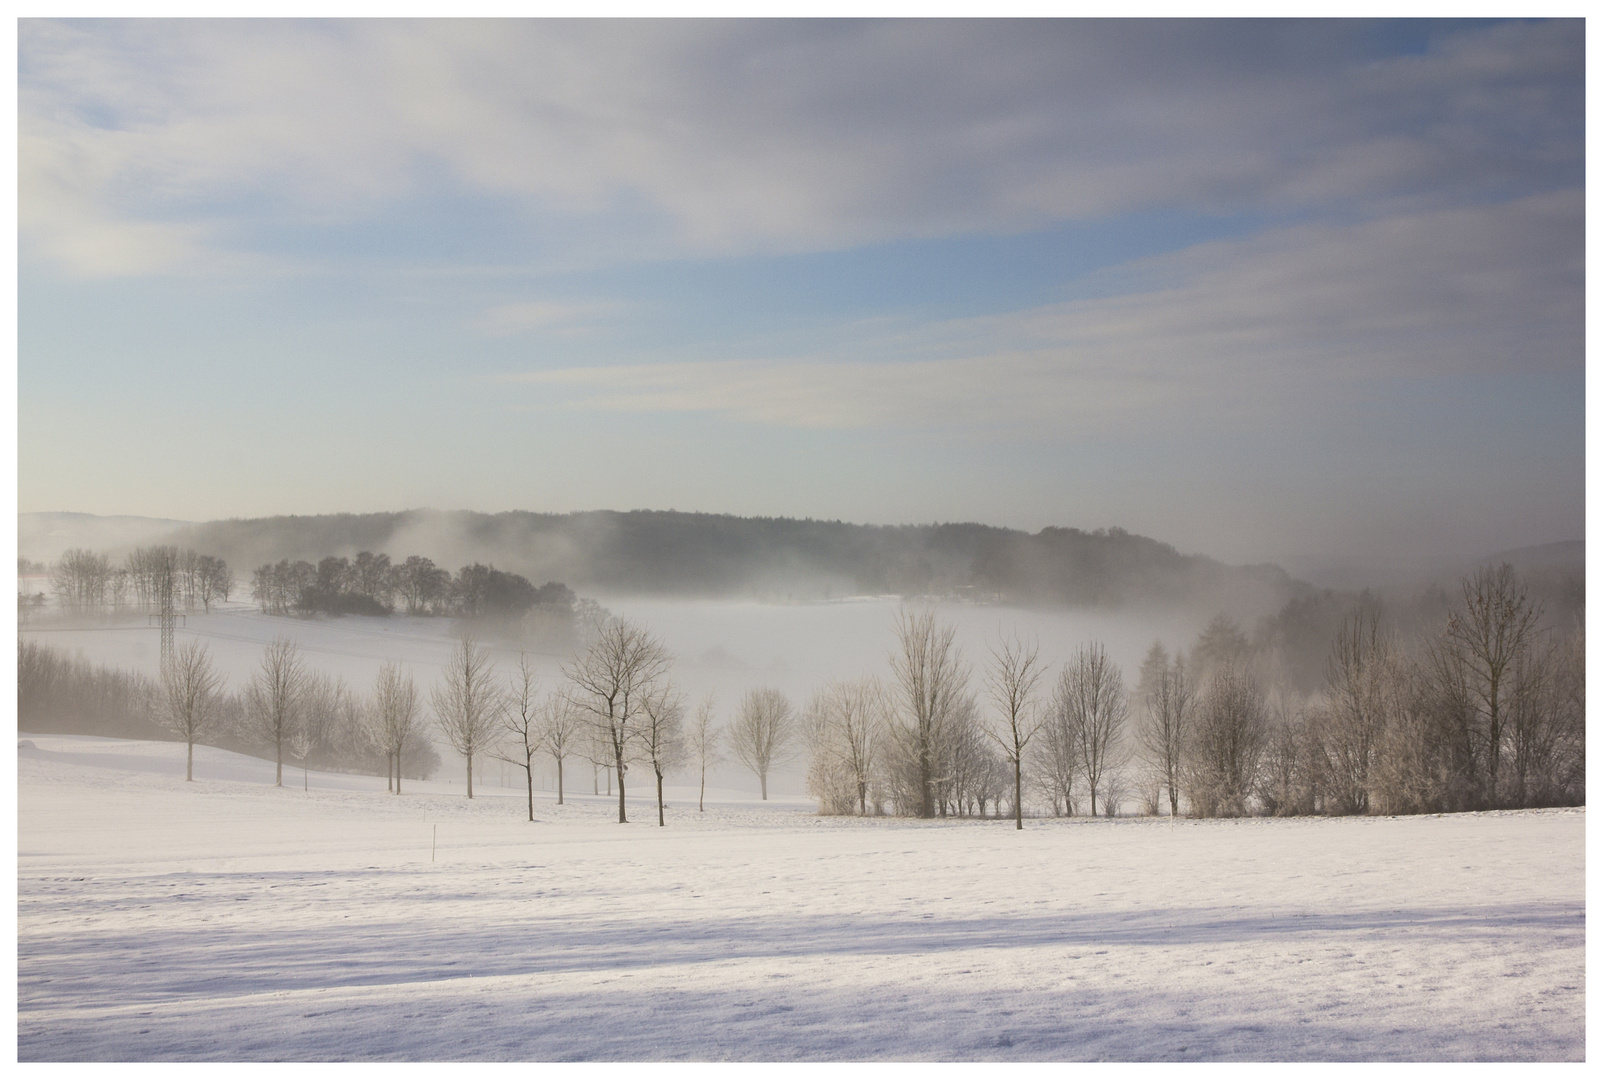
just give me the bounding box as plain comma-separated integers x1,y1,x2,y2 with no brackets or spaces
148,509,1303,617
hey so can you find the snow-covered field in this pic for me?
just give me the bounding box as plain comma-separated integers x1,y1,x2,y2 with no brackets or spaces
18,734,1585,1061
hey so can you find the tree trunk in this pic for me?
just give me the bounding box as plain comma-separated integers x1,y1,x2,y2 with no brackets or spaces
1014,757,1023,830
556,757,564,805
526,759,535,822
760,771,767,800
275,737,283,786
615,751,627,823
466,752,473,799
859,781,867,817
396,748,403,795
187,739,194,782
699,764,706,812
657,770,666,827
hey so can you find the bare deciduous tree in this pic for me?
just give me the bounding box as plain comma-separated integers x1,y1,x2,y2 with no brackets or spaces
1185,660,1268,817
806,678,885,816
639,682,687,826
1138,642,1191,818
689,693,723,812
244,637,306,787
370,661,423,794
1056,641,1128,817
1438,563,1544,807
538,689,586,806
431,634,504,798
493,653,544,821
887,608,969,818
294,671,347,791
563,617,672,823
730,686,799,800
1322,603,1395,814
160,640,222,782
982,631,1047,830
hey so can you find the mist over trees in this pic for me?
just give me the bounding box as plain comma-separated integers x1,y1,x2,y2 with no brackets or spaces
76,508,1303,616
789,561,1580,820
17,638,443,783
17,528,1581,822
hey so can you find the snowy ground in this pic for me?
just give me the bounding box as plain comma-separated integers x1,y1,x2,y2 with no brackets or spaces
18,734,1585,1061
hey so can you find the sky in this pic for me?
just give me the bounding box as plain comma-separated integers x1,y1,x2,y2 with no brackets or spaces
16,18,1585,577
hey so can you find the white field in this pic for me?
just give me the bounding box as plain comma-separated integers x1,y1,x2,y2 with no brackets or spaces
17,734,1585,1061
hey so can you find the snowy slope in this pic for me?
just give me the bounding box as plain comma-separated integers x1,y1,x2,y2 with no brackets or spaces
18,735,1585,1061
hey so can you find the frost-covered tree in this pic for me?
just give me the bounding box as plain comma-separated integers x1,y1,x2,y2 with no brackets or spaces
730,686,799,800
431,634,504,798
160,640,222,782
563,617,671,823
1185,660,1268,817
1321,603,1395,814
366,662,423,793
806,678,884,816
689,693,723,812
887,608,969,818
294,671,348,791
244,637,306,786
1056,642,1128,817
1138,643,1192,818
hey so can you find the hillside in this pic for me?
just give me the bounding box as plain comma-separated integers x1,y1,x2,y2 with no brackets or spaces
21,509,1307,617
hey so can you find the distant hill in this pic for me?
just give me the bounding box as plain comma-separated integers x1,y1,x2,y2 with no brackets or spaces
20,508,1309,618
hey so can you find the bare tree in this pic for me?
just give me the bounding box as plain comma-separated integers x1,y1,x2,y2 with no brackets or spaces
729,686,799,800
1033,691,1080,816
689,693,723,812
982,631,1047,829
1437,563,1544,807
563,617,672,823
1138,642,1192,818
1056,642,1128,817
294,671,347,791
244,637,306,786
159,640,222,782
370,661,423,794
639,682,687,826
537,689,586,806
805,678,885,816
1322,603,1394,814
493,652,544,821
1185,660,1268,817
887,607,970,817
431,634,504,798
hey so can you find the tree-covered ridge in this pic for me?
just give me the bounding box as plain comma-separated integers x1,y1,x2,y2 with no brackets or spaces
157,509,1302,613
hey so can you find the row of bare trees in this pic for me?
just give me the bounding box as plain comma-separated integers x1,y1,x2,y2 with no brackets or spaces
48,546,232,616
803,563,1582,822
1132,563,1584,817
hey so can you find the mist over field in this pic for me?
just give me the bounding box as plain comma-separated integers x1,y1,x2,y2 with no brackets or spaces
16,16,1584,1064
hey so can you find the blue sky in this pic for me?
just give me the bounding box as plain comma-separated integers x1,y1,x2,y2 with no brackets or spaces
17,18,1584,575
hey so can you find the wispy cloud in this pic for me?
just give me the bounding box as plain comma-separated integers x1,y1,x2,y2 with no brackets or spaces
19,19,1582,276
472,299,618,337
504,190,1582,432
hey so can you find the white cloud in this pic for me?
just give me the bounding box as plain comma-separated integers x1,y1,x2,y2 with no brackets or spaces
18,19,1583,276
